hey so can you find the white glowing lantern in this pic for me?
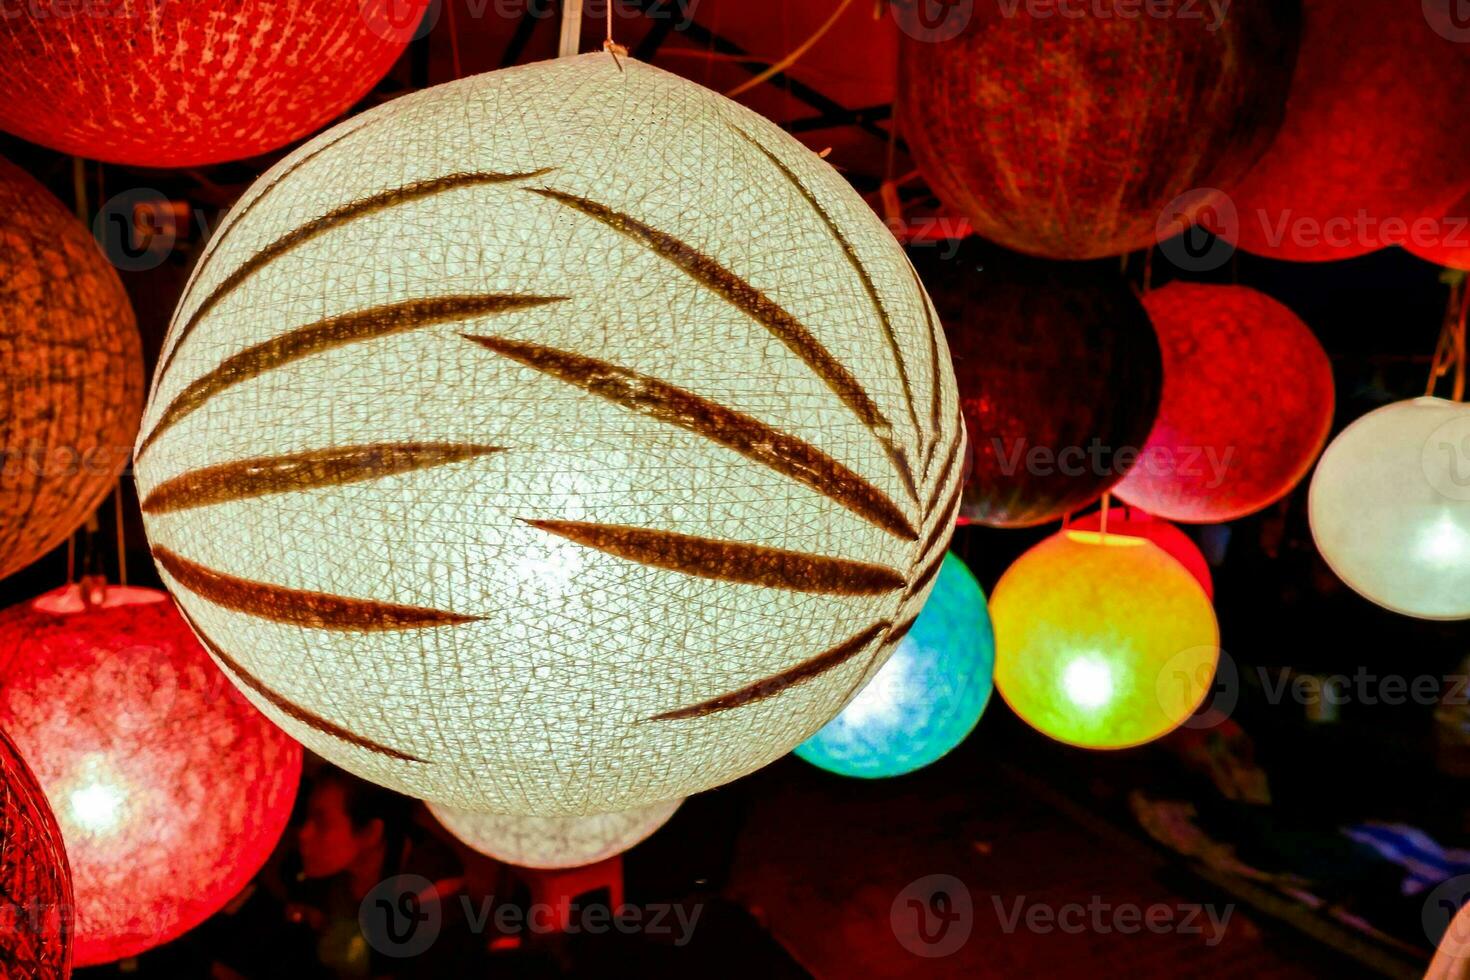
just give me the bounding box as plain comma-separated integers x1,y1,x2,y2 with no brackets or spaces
1310,397,1470,620
428,798,681,869
134,53,962,816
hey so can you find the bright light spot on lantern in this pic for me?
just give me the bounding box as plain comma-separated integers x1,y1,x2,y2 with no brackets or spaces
1061,656,1114,710
794,553,994,778
1417,513,1470,568
1310,397,1470,620
132,54,960,816
66,760,126,836
991,531,1218,750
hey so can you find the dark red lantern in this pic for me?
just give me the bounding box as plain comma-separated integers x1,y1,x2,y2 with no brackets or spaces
1114,283,1334,523
0,0,429,167
1229,0,1470,262
1405,189,1470,271
0,725,73,980
896,1,1298,259
933,252,1162,528
1070,508,1213,599
0,583,302,967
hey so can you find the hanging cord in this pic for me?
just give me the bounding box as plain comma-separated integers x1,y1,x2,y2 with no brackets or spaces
1099,492,1111,538
725,0,856,98
1426,270,1468,401
603,0,626,63
113,483,128,587
445,0,463,78
558,0,583,57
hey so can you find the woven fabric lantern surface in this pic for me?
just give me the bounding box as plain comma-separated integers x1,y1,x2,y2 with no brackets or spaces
934,254,1162,527
0,0,429,167
428,799,682,870
0,725,73,980
1114,283,1334,523
1229,0,1470,261
794,552,993,779
0,155,142,582
0,584,302,967
1310,397,1470,621
991,530,1219,750
896,0,1298,259
134,54,962,817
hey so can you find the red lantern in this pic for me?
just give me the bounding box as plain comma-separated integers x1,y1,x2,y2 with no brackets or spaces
896,1,1298,259
1229,0,1470,262
1070,509,1213,599
1405,189,1470,272
0,0,429,167
0,584,302,967
0,725,73,980
0,155,142,581
936,254,1162,527
1114,283,1334,523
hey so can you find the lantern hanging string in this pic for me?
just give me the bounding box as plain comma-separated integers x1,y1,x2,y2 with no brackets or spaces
113,483,128,587
1426,269,1468,401
446,0,463,79
724,0,855,98
558,0,582,57
1099,492,1111,538
603,0,626,62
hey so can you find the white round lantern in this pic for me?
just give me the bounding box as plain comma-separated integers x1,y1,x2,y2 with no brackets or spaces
134,54,962,816
1309,397,1470,620
428,798,681,869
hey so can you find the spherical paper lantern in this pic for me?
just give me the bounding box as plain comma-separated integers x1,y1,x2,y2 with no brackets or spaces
1070,509,1214,599
0,155,142,581
1229,0,1470,262
794,552,993,779
1114,283,1334,523
428,798,682,870
991,530,1219,750
1405,190,1470,271
934,254,1162,527
0,725,73,979
1309,397,1470,620
896,1,1298,259
0,584,303,967
134,54,963,817
0,0,429,166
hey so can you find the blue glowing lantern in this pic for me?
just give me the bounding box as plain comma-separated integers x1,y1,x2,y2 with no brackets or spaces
795,553,995,778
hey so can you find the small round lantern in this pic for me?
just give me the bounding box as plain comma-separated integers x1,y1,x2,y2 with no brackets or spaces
1309,397,1470,621
1070,509,1214,599
0,583,303,967
134,54,962,817
428,798,682,870
0,155,142,581
896,1,1298,258
991,531,1219,750
794,552,993,779
1230,0,1470,262
932,253,1162,527
0,726,73,979
1114,283,1334,522
0,0,429,167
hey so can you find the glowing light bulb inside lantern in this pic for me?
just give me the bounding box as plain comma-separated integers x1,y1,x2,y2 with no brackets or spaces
795,553,994,779
1417,512,1470,568
991,531,1218,750
1061,656,1115,711
66,758,127,837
